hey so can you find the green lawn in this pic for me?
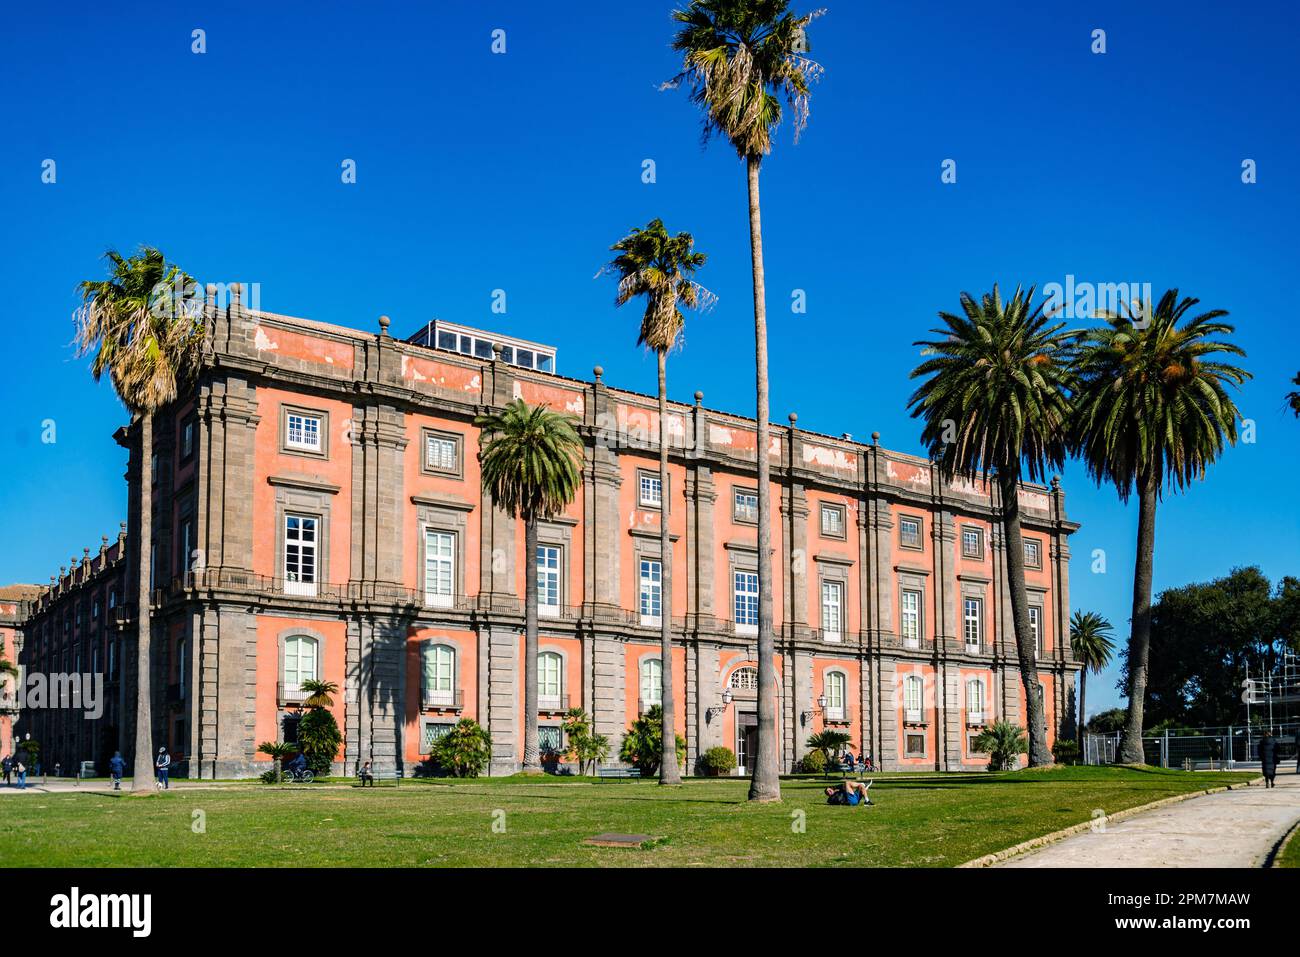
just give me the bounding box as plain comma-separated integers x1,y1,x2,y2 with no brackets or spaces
0,766,1252,868
1276,825,1300,868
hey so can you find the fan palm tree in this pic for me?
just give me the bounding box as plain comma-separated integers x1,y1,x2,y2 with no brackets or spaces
75,247,204,794
908,285,1076,767
475,399,584,773
300,679,338,710
667,0,824,803
1069,610,1115,749
1072,290,1249,764
603,218,712,785
257,740,297,784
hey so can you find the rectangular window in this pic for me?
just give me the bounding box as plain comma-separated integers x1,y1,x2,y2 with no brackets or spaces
899,515,922,549
285,412,323,453
538,653,562,705
181,420,195,460
734,570,759,633
639,560,662,625
733,489,758,524
422,721,454,753
537,545,561,617
826,672,846,721
638,471,662,508
424,530,455,607
821,504,846,539
422,645,454,706
1024,538,1042,569
963,597,982,652
538,725,563,753
961,527,983,559
900,589,922,648
283,514,318,596
905,732,926,758
821,580,843,641
424,431,459,474
967,731,987,755
281,714,301,746
966,679,985,723
1029,605,1043,656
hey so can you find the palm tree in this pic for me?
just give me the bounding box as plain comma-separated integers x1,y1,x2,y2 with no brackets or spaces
667,0,824,803
1069,610,1115,750
300,679,338,710
908,285,1076,767
475,399,584,773
257,741,297,784
75,247,204,794
603,218,712,785
1287,373,1299,417
1072,290,1249,764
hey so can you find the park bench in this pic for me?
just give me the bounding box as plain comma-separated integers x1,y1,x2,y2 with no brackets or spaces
596,766,641,780
356,767,402,787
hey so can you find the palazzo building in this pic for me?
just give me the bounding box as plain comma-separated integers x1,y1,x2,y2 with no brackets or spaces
16,288,1080,777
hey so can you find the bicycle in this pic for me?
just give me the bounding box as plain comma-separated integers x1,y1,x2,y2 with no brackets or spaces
283,767,314,784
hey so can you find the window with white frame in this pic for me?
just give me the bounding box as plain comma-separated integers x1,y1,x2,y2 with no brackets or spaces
425,433,458,473
283,514,318,596
537,545,561,617
963,597,982,652
821,580,843,640
640,658,662,710
639,559,662,625
538,651,563,709
1029,605,1043,656
424,529,455,607
900,589,922,647
961,526,983,559
899,515,922,548
1024,538,1042,569
638,472,662,508
733,489,758,523
734,570,759,633
286,411,323,453
826,671,846,721
422,643,455,707
283,635,318,697
966,677,985,723
903,674,924,722
821,503,845,538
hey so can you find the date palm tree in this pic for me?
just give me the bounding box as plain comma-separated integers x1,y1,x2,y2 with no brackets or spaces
603,218,712,785
75,247,203,794
909,285,1076,767
1072,290,1249,764
300,678,338,710
475,399,584,773
1069,610,1115,749
1287,373,1299,417
667,0,824,803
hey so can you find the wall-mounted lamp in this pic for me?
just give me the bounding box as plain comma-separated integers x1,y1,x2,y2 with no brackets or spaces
800,694,828,726
707,688,733,721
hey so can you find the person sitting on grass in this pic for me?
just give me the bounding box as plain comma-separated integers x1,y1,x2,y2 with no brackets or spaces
825,779,873,806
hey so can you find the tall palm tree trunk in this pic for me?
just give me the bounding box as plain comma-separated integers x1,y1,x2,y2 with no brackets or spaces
522,516,541,772
1077,668,1088,750
131,412,155,793
998,470,1052,767
746,155,780,802
657,350,682,785
1119,470,1158,764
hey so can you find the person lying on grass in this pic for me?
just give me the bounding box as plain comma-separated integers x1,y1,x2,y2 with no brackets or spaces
825,779,873,806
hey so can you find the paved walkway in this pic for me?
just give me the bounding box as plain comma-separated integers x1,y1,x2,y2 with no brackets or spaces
0,778,235,795
999,775,1300,868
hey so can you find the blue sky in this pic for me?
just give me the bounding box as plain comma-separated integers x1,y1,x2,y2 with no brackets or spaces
1,1,1296,716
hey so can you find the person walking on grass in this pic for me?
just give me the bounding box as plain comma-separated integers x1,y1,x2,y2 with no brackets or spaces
155,747,171,790
109,751,125,791
1259,730,1278,789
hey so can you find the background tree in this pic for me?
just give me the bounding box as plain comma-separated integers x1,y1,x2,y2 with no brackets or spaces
562,707,610,776
604,217,712,786
1287,373,1300,417
297,679,342,777
75,247,204,794
1069,610,1115,748
429,718,493,778
257,741,296,784
973,721,1028,772
475,399,583,773
619,704,687,776
667,0,824,804
909,285,1076,766
1072,290,1249,763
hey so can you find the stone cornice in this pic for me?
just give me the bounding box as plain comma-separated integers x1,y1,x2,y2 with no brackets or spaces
267,474,341,495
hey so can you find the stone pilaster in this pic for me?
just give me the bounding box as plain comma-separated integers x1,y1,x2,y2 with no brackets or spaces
487,625,519,774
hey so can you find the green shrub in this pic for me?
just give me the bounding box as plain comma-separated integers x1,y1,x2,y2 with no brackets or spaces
1051,738,1080,765
618,705,686,776
798,749,827,774
430,718,493,778
297,707,342,777
973,721,1028,771
563,707,610,776
699,746,737,776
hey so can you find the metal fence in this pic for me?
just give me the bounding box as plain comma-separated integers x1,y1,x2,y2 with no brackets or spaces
1084,724,1300,769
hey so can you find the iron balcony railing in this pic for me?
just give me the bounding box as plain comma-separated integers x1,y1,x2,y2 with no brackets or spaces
421,688,464,711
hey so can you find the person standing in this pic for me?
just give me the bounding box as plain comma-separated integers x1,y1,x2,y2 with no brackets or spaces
14,757,26,790
155,747,171,790
1259,730,1278,788
1,754,10,786
109,751,125,791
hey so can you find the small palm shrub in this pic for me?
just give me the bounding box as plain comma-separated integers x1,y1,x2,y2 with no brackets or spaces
973,721,1028,771
257,740,297,783
562,707,610,776
430,718,493,778
806,729,851,764
699,746,737,776
619,705,686,776
798,749,828,775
